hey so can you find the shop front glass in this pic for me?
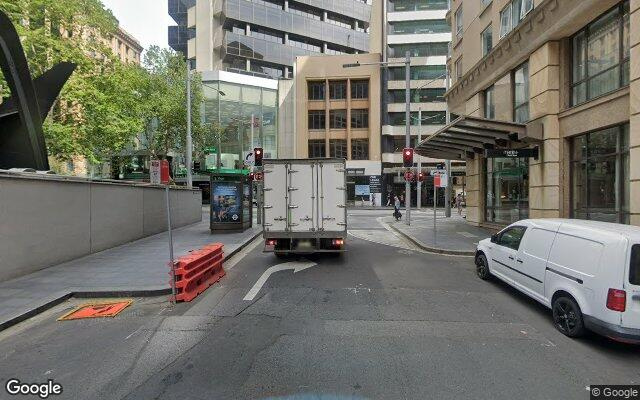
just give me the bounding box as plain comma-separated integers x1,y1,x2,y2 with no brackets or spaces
571,124,629,224
202,81,277,170
485,157,529,224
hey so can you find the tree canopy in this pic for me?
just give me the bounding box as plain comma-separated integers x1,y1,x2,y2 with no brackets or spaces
0,0,202,167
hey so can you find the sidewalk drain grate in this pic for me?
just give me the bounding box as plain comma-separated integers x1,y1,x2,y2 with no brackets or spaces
58,300,133,321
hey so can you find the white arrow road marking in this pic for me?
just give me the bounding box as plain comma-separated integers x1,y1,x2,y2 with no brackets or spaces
242,260,317,301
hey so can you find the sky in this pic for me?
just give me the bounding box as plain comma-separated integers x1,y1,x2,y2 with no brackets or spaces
100,0,174,52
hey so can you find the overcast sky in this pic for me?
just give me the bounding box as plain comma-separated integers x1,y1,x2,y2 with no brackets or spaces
101,0,174,53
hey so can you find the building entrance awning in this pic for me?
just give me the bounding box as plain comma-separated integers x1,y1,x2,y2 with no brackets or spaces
415,115,534,160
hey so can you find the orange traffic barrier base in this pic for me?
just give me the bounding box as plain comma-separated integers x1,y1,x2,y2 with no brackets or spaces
171,243,225,302
58,300,133,321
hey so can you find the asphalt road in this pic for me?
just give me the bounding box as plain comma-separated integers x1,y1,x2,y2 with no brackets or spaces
0,210,639,400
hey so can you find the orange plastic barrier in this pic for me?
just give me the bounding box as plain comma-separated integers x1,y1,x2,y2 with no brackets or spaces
171,243,225,302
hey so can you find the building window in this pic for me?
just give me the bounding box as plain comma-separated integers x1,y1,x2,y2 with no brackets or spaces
513,62,529,123
308,140,326,158
329,81,347,100
308,81,325,100
289,35,322,52
455,6,463,38
250,26,283,43
571,124,630,224
389,88,446,103
388,43,449,58
388,65,447,81
389,111,446,126
485,157,529,224
351,80,369,99
390,0,448,11
500,0,534,38
389,19,450,34
308,110,326,130
351,139,369,160
571,1,630,106
329,139,348,159
481,24,493,56
484,85,495,119
288,2,322,20
351,109,369,129
329,109,347,129
455,57,463,80
327,12,353,29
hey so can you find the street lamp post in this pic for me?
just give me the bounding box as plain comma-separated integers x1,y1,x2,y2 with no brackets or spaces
186,61,193,188
343,53,412,225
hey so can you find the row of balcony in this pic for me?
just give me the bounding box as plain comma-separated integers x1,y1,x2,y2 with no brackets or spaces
223,0,370,52
224,31,322,67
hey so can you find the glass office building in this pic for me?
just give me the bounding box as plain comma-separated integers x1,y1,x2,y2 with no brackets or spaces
201,71,278,169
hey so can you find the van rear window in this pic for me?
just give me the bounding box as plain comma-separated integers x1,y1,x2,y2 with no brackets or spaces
631,245,640,285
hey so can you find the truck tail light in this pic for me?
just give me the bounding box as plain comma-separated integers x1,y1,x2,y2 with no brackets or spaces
266,239,277,246
332,239,344,246
606,288,626,312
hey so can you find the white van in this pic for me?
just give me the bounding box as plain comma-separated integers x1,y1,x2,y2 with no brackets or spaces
475,219,640,343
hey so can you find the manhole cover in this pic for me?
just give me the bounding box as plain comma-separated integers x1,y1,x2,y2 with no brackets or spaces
58,300,132,321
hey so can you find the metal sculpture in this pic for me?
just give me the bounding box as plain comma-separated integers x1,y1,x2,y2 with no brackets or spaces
0,9,76,170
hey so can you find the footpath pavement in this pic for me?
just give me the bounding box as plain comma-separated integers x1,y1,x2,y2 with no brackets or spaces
0,208,262,331
385,209,496,256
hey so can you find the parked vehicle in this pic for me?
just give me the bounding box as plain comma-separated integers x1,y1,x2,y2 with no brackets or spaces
262,159,347,256
475,219,640,343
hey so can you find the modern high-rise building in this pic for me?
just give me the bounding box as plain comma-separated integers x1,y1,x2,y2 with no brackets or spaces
373,0,460,205
168,0,372,79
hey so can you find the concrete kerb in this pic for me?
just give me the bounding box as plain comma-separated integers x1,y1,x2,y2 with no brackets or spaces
387,223,476,257
0,229,263,332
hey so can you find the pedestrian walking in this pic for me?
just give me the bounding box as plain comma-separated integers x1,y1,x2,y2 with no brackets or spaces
456,193,463,215
393,195,401,221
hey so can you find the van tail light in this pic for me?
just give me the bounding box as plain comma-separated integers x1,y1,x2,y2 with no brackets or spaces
266,239,277,246
332,239,344,246
606,289,626,312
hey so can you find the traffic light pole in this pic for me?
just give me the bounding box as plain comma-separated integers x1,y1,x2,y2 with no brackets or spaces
444,69,452,218
417,108,422,210
404,52,411,226
186,61,193,188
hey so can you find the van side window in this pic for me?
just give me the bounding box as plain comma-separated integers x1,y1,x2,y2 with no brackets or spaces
631,245,640,285
497,226,527,251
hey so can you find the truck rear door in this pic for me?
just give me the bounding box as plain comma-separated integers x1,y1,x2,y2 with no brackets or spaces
287,161,316,232
263,162,288,232
318,161,346,232
623,244,640,329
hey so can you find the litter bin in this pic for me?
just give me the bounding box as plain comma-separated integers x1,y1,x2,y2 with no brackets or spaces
210,173,252,233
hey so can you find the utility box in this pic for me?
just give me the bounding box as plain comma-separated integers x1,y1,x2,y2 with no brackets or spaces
210,173,252,233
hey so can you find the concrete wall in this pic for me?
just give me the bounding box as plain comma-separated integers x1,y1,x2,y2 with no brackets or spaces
0,172,202,282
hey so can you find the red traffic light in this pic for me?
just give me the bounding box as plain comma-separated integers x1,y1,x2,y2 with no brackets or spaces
254,147,263,166
418,172,426,182
249,172,255,181
403,148,414,168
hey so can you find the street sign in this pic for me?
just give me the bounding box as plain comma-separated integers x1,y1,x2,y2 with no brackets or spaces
434,172,449,188
369,175,382,193
254,172,263,181
430,170,446,176
150,160,161,184
404,171,414,182
244,151,255,167
485,147,539,159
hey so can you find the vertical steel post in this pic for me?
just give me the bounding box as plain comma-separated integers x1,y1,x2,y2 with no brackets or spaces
445,68,452,217
186,61,193,188
166,186,176,303
405,51,411,226
417,108,422,210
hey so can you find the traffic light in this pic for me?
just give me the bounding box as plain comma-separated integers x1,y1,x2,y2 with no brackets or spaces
403,148,414,168
254,147,263,167
249,172,255,181
418,172,426,182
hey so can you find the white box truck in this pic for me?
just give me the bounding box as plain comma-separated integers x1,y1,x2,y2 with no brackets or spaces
262,159,347,255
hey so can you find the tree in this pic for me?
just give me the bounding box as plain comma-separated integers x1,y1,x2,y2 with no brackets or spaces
138,46,203,161
0,0,146,164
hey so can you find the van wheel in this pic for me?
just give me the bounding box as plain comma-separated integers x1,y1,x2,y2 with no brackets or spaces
475,254,491,280
552,296,585,338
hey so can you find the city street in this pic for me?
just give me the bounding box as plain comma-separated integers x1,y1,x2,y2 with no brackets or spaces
0,210,638,400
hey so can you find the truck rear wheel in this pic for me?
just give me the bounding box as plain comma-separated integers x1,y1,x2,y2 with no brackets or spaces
274,252,287,259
